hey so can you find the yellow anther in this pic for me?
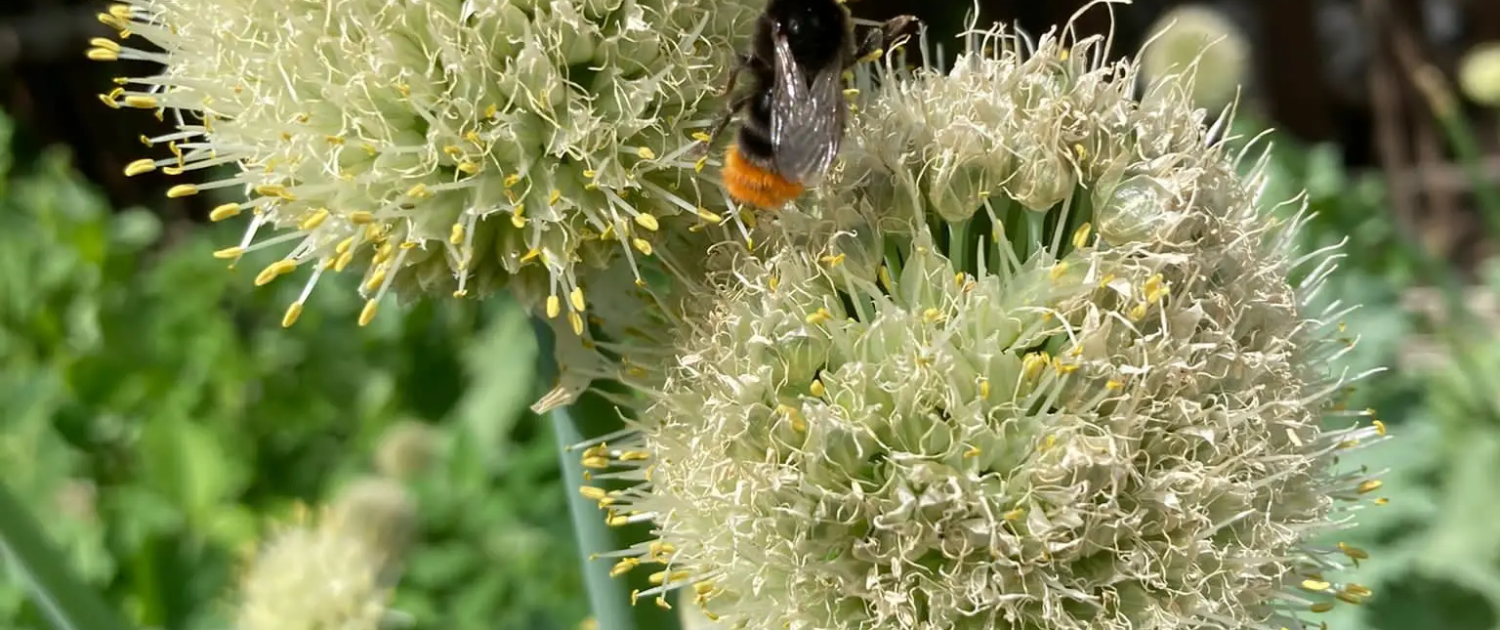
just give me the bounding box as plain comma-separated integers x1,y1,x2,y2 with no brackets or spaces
166,184,199,198
618,451,650,462
632,238,653,256
1022,352,1049,380
484,103,499,118
334,250,355,272
1002,508,1025,521
123,158,156,176
610,557,640,577
1128,302,1148,321
254,184,294,200
1374,497,1389,505
963,446,981,458
348,211,375,225
570,287,586,312
254,260,298,287
1372,419,1386,435
569,311,584,335
821,253,846,267
161,166,183,176
1301,580,1331,591
805,307,832,325
878,265,893,292
547,295,562,318
636,147,656,159
1357,480,1382,494
335,236,356,255
450,223,465,244
1106,380,1123,389
549,189,562,205
212,246,244,260
1309,603,1335,613
207,204,241,223
582,456,610,469
1337,542,1369,560
767,275,779,291
87,47,120,61
978,378,991,400
1344,584,1373,597
809,379,826,397
607,515,631,527
457,161,479,174
363,266,388,292
1072,222,1092,249
1050,261,1070,282
281,302,304,328
358,299,380,326
407,184,431,198
1335,592,1365,605
504,173,523,187
298,208,330,231
692,131,712,143
520,248,541,263
654,597,671,610
123,95,158,108
634,213,659,232
694,156,708,172
579,486,607,501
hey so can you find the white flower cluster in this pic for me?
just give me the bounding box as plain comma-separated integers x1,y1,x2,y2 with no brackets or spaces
91,0,757,331
236,506,397,630
575,17,1388,630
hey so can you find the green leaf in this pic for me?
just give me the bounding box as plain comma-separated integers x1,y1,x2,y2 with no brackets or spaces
0,483,134,630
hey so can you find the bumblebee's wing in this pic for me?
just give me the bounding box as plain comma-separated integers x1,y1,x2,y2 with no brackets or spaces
769,30,846,187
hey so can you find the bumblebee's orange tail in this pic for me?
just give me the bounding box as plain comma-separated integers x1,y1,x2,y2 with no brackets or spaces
721,145,804,209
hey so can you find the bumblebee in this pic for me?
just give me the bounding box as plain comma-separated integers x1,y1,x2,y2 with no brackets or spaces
706,0,916,210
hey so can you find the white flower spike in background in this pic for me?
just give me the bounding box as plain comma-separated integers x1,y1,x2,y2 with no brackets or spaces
575,5,1390,630
89,0,757,331
1140,4,1251,112
236,505,395,630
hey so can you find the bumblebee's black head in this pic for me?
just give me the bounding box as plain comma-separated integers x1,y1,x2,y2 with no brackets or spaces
762,0,850,70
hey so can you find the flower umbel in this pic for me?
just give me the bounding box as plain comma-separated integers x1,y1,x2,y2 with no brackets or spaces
236,505,395,630
91,0,756,329
576,9,1389,630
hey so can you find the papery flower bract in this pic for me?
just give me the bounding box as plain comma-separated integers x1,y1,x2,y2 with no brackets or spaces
576,10,1389,630
91,0,757,330
1140,4,1251,112
237,506,394,630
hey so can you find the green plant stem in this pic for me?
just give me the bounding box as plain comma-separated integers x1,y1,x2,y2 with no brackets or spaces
0,483,133,630
536,322,682,630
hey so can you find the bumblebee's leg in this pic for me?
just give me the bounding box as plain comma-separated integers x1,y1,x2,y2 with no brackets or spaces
853,15,918,64
698,91,754,153
694,53,754,156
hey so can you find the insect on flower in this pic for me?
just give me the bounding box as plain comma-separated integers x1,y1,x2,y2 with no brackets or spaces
702,0,916,210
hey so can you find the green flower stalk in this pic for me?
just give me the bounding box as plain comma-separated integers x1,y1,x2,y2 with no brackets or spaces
88,0,758,332
571,7,1389,630
1140,4,1251,112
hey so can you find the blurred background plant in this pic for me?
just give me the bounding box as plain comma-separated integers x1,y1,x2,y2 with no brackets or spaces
5,0,1500,629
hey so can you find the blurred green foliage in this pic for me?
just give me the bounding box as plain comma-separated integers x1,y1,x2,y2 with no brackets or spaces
0,112,584,630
